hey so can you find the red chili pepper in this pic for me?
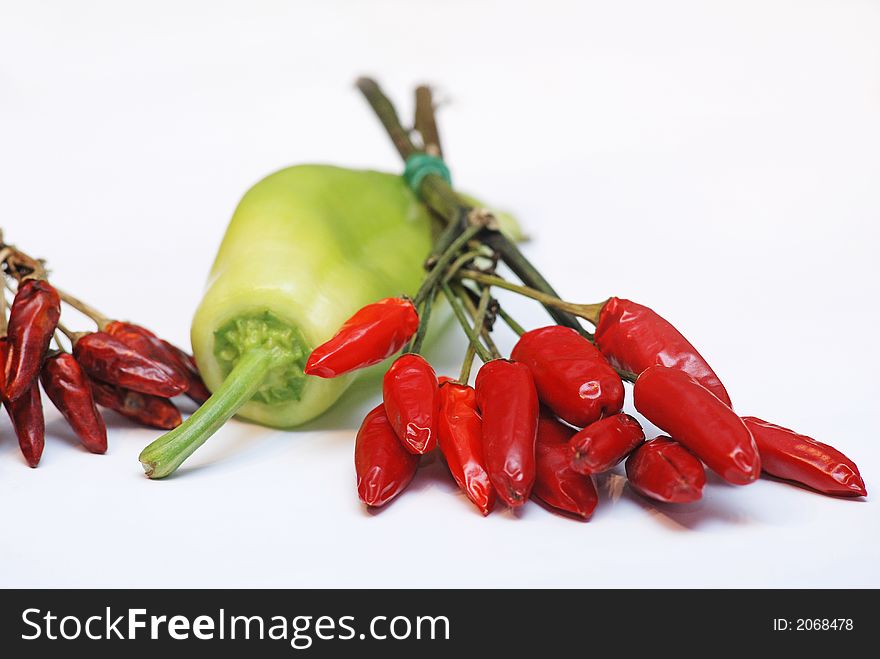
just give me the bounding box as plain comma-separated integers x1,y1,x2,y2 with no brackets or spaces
533,412,599,520
625,436,706,503
89,378,182,430
0,336,44,466
4,278,61,401
382,353,439,454
475,359,539,507
355,403,420,507
742,417,867,497
437,381,495,515
159,339,212,404
40,353,107,454
4,381,45,467
304,297,419,378
594,297,732,407
569,413,645,474
634,365,760,485
510,325,624,427
73,331,187,397
104,320,188,380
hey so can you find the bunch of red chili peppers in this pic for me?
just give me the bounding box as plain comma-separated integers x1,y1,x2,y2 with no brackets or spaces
304,79,868,520
0,233,209,466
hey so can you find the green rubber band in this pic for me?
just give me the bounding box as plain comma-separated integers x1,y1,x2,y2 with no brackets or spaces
403,153,451,196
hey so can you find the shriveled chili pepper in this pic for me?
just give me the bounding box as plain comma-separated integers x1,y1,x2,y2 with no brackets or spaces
355,403,420,507
104,320,187,380
533,412,599,520
40,352,107,454
304,297,419,378
382,353,438,454
1,335,45,466
634,365,759,484
90,378,182,430
625,436,706,503
510,325,624,427
570,413,645,474
160,340,211,404
4,382,45,467
742,416,867,497
4,278,61,401
73,331,187,397
594,297,732,407
437,381,495,515
475,359,539,507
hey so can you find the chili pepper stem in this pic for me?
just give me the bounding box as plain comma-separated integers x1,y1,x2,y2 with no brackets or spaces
413,223,483,306
441,282,492,363
406,290,435,355
497,305,526,336
138,348,275,479
357,77,591,337
56,288,111,328
458,269,604,327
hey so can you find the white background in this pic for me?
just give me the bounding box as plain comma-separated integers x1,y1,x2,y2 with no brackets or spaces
1,0,878,587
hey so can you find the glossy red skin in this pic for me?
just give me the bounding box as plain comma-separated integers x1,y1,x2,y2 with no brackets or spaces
437,382,495,515
89,379,182,429
160,340,211,404
595,297,731,407
511,326,624,427
383,354,439,454
355,404,419,507
40,353,107,454
533,413,599,520
74,331,187,397
4,279,61,401
634,365,760,485
743,417,867,497
626,436,706,503
305,298,419,378
570,413,645,474
475,359,539,507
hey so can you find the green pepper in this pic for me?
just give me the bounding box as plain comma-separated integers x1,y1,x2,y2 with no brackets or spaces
139,164,518,478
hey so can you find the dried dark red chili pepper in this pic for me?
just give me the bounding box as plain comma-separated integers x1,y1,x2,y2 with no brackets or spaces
0,336,44,466
742,417,867,497
533,412,599,520
594,297,731,407
4,278,61,401
570,413,645,474
510,325,624,427
89,378,182,430
4,382,45,467
475,359,539,507
626,436,706,503
73,331,187,397
160,339,211,404
355,403,419,507
104,320,187,380
40,352,107,454
437,381,495,515
382,353,439,454
305,297,419,378
634,365,760,485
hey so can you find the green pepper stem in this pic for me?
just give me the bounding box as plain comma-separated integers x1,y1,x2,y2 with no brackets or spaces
138,348,274,479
